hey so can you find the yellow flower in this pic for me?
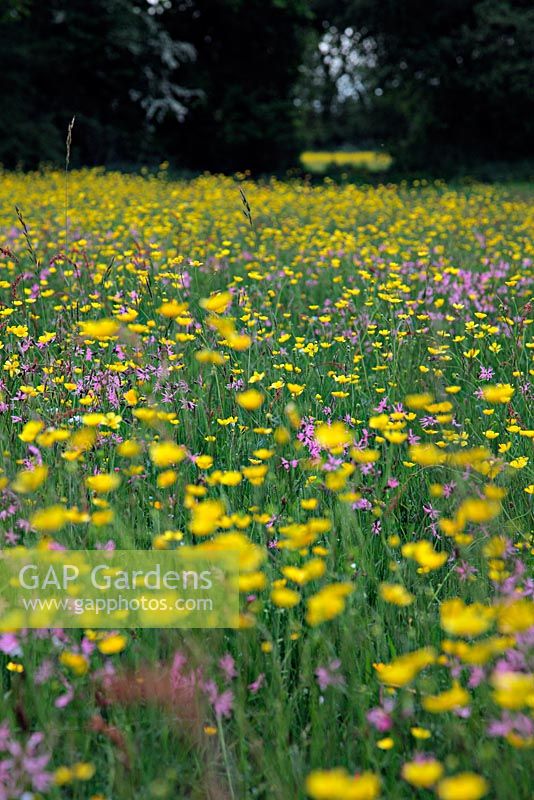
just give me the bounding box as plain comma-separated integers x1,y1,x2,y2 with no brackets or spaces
157,469,177,488
376,737,394,750
149,441,187,467
440,599,494,638
437,773,488,800
271,587,301,608
447,636,512,666
195,531,265,572
491,671,534,709
236,389,264,410
404,392,435,409
306,769,380,800
384,430,407,444
287,382,305,397
54,767,73,786
301,498,319,510
86,472,121,493
210,315,236,336
408,443,447,466
117,439,141,458
123,388,139,405
31,504,68,532
410,727,431,739
91,509,114,527
12,464,48,493
157,299,189,318
60,651,89,676
19,420,44,442
422,682,469,713
217,415,238,426
274,426,291,445
189,499,225,536
315,421,353,450
402,759,443,788
402,541,448,571
350,448,380,464
242,464,268,485
97,634,127,655
200,291,232,314
7,324,29,338
482,384,514,404
227,332,252,350
374,648,436,687
379,583,414,607
253,448,274,460
282,559,326,585
217,470,242,486
368,414,389,430
196,349,225,365
497,599,534,633
238,571,267,592
71,762,96,781
195,454,214,469
36,428,70,447
306,583,353,626
456,497,500,526
79,319,120,340
81,413,107,427
484,485,506,501
509,456,529,470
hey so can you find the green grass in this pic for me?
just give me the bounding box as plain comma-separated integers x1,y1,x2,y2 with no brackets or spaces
0,169,532,799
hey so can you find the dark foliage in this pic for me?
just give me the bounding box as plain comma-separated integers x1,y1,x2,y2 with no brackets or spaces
160,0,312,172
314,0,534,168
0,0,310,171
0,0,532,171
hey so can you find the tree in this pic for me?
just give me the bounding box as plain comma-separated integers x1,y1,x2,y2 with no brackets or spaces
159,0,314,172
0,0,314,171
0,0,198,167
311,0,534,168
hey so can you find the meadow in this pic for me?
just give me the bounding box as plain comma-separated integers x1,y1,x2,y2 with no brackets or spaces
299,152,393,174
0,168,533,799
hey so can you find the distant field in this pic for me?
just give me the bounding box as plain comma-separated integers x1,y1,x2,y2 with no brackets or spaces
300,150,393,173
0,169,532,799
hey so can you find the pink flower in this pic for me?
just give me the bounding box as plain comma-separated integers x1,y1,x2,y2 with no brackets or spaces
170,651,188,693
366,706,393,732
454,706,471,718
219,653,237,681
95,539,116,550
0,635,20,656
55,672,74,708
468,667,485,688
214,689,234,719
315,660,345,692
248,673,265,694
81,638,95,656
34,659,54,685
281,457,299,470
455,561,477,581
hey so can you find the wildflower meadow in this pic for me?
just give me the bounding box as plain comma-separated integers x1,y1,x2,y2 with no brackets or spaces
0,168,533,800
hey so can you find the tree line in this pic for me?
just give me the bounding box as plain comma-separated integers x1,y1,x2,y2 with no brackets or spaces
0,0,532,172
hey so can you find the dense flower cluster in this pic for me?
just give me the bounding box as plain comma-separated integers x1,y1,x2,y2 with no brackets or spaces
0,169,532,798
